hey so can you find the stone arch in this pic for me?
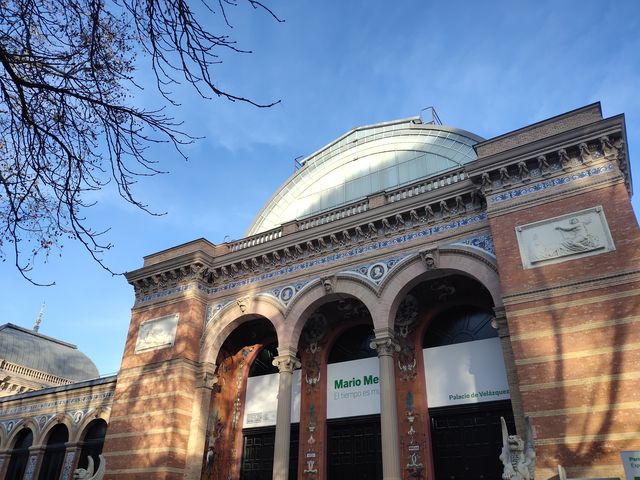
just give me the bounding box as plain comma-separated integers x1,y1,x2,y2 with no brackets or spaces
7,419,39,447
71,409,111,443
282,274,380,351
201,295,285,365
40,414,73,445
379,247,502,332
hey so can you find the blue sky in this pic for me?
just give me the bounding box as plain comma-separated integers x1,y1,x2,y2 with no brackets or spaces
1,0,639,375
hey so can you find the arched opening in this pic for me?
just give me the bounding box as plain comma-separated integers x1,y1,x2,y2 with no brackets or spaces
78,419,108,471
38,424,69,480
395,273,515,480
296,297,380,479
5,428,33,479
205,318,298,480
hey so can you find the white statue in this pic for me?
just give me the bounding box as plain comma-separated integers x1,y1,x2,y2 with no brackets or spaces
500,417,535,480
74,455,106,480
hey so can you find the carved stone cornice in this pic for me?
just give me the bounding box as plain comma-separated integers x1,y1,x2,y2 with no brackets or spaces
467,116,629,196
128,260,213,300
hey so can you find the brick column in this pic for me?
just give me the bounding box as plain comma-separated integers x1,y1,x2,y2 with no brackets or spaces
370,327,401,480
493,306,526,437
272,349,301,480
184,363,217,480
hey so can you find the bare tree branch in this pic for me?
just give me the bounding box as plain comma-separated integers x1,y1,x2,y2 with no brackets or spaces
0,0,281,284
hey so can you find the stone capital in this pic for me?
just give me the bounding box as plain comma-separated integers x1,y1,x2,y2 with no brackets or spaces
370,329,400,356
272,354,301,373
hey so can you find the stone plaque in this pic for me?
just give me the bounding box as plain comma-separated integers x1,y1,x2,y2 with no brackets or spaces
516,206,614,269
135,314,179,353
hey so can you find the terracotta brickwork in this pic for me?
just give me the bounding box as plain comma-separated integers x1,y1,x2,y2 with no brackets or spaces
486,127,640,478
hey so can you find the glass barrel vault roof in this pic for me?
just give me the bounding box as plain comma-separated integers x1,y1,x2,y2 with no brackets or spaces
246,117,484,235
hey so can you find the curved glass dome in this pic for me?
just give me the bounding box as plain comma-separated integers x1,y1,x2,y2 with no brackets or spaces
247,117,483,235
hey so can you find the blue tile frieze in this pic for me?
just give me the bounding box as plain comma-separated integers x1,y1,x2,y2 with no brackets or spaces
0,391,113,417
490,164,614,204
451,234,495,257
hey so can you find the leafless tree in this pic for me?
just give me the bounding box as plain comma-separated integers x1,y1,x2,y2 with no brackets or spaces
0,0,280,284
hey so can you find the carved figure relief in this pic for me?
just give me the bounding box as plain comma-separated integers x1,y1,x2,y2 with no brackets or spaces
537,155,551,176
516,206,615,269
135,314,179,353
424,205,435,222
579,142,592,164
499,167,512,186
558,148,571,170
517,161,530,182
73,455,106,480
499,417,535,480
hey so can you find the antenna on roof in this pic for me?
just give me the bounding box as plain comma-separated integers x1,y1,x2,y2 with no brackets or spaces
294,155,304,172
33,301,45,332
420,106,443,125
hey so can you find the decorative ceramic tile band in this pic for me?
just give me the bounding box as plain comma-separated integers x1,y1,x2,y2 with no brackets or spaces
0,391,114,417
452,234,495,257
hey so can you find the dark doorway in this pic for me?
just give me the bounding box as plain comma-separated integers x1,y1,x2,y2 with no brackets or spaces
240,425,298,480
429,400,515,480
327,415,382,480
5,428,33,480
38,424,69,480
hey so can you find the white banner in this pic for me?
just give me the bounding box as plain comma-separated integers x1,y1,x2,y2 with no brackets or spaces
620,451,640,480
423,337,510,408
243,370,301,428
327,357,380,419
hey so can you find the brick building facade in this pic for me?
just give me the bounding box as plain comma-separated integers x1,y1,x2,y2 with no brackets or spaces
1,103,638,480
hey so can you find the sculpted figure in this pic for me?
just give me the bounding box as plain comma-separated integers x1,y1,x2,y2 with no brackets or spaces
439,200,450,217
317,237,328,250
381,217,393,234
600,135,616,156
500,417,535,480
355,225,365,240
480,172,492,192
261,254,271,266
579,143,592,164
74,455,106,480
409,209,420,223
283,247,294,260
537,155,550,175
306,241,316,254
294,244,304,256
230,263,239,274
424,205,435,222
329,233,340,248
517,161,530,181
342,229,352,243
454,196,465,212
499,167,511,185
251,257,260,269
395,213,405,229
367,222,378,237
558,148,571,170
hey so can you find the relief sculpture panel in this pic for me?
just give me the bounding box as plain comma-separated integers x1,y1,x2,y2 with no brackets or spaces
515,206,615,269
135,314,179,353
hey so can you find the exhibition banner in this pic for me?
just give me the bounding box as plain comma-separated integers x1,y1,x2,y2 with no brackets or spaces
243,370,301,428
621,451,640,480
423,337,510,408
327,357,381,419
